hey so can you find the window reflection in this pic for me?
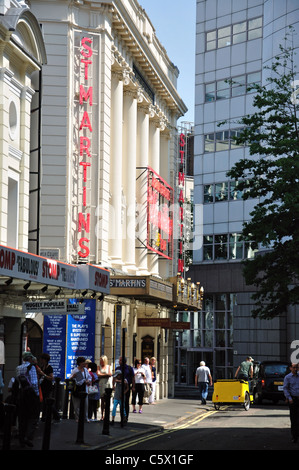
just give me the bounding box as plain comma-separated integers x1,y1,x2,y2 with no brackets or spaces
206,17,262,51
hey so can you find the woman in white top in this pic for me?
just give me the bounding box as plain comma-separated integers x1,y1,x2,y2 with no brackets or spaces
69,356,92,422
97,355,112,420
132,359,146,413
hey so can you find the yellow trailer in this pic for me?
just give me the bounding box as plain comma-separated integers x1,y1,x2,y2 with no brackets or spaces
212,379,253,411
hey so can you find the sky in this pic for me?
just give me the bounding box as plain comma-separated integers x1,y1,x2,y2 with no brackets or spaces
140,0,196,125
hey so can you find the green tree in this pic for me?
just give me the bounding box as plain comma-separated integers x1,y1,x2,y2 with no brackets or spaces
224,32,299,319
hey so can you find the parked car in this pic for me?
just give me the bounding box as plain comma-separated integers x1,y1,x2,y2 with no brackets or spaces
252,361,290,404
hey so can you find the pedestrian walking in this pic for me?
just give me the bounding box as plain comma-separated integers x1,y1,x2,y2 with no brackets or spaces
115,356,134,420
98,355,112,421
149,357,157,404
142,357,152,403
195,361,212,404
86,362,100,421
283,363,299,443
132,359,146,413
111,370,128,425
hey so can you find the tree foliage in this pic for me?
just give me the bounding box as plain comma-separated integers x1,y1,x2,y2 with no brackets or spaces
224,30,299,319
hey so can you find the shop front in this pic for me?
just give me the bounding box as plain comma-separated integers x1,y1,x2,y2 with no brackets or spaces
0,244,110,394
109,274,203,398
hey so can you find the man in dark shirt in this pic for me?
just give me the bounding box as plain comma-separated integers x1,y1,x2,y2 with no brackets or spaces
116,356,135,420
283,363,299,443
39,353,61,422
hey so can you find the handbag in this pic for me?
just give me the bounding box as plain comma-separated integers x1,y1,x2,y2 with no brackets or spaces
143,382,152,398
87,384,98,394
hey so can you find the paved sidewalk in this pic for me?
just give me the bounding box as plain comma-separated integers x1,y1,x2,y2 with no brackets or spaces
5,398,206,451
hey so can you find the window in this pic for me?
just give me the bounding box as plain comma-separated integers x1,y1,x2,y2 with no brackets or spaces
204,133,215,152
214,234,228,260
204,179,252,203
215,182,228,201
203,233,258,261
215,130,229,151
231,75,246,97
204,184,214,203
245,240,258,259
216,80,230,100
233,21,246,44
203,235,213,260
230,180,244,200
247,71,261,87
229,233,243,259
205,82,216,102
204,128,246,152
205,71,261,102
206,17,262,51
218,26,231,48
206,30,216,51
248,17,263,40
230,128,244,148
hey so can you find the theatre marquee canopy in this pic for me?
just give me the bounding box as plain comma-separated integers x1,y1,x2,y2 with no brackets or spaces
0,245,110,297
109,275,203,310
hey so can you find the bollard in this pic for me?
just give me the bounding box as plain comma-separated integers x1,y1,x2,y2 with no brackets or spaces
63,379,74,419
2,403,16,450
75,391,87,444
42,397,54,450
62,379,70,419
54,377,61,411
102,388,113,435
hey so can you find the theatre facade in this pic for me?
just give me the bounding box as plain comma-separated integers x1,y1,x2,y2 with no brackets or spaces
0,0,202,399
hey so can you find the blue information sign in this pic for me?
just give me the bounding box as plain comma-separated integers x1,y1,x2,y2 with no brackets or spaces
43,299,96,379
43,315,67,379
65,299,96,377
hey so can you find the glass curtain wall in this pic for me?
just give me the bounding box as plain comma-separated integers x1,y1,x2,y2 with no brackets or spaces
174,294,236,384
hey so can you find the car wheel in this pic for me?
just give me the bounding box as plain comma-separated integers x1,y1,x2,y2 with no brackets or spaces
244,392,250,411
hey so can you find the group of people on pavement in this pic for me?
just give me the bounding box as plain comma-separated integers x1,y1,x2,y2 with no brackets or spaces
69,354,157,426
0,351,157,448
1,350,60,448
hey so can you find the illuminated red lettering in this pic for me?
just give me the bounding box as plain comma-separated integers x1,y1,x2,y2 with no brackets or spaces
81,59,92,80
179,190,184,203
80,85,93,106
78,213,90,233
80,111,93,132
95,272,108,288
78,238,90,258
80,137,91,157
77,37,93,258
179,133,185,147
81,37,93,57
178,258,184,273
178,172,185,186
0,249,16,270
42,261,60,280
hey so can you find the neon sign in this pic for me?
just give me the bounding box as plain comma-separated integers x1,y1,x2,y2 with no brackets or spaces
177,133,185,273
147,167,173,259
77,37,93,258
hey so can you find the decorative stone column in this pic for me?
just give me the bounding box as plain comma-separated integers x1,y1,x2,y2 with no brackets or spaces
109,72,123,266
136,102,150,274
123,88,137,272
